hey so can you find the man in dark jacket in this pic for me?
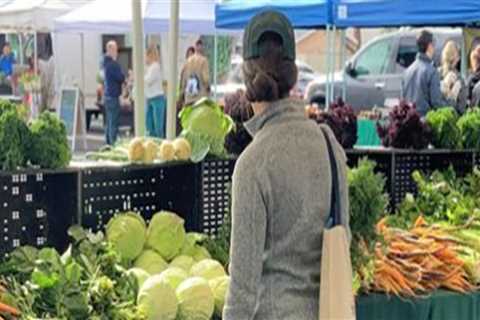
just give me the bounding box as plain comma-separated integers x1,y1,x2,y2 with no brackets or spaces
402,30,446,116
103,40,125,145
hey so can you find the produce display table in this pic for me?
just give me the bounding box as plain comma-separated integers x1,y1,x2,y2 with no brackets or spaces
346,148,476,208
356,119,381,147
357,291,480,320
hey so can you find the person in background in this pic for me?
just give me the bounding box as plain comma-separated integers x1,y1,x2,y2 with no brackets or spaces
439,40,467,113
144,45,166,138
467,51,480,107
0,42,15,79
223,11,349,320
103,40,125,145
185,46,195,60
223,89,254,155
469,44,480,73
195,39,205,56
402,30,446,116
179,39,210,106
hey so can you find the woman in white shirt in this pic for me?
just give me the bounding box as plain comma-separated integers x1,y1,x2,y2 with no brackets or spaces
145,45,166,137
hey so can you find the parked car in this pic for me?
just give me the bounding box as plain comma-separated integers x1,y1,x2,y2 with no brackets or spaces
305,28,463,110
213,58,319,101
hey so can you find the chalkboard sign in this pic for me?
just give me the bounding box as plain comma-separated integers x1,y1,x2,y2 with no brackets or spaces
58,88,79,137
57,87,86,151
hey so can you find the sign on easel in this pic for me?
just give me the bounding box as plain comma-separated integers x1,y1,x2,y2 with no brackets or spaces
57,87,87,151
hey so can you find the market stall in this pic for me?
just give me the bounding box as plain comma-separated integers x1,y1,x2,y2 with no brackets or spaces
0,0,72,115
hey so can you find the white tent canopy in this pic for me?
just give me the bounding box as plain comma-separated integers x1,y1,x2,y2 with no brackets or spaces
0,0,71,32
54,0,218,35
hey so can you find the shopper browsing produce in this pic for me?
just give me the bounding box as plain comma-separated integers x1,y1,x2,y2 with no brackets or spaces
402,30,447,116
144,45,166,138
103,40,125,145
223,11,349,320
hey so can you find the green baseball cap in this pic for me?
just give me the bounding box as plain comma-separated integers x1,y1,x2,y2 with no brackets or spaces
243,10,296,61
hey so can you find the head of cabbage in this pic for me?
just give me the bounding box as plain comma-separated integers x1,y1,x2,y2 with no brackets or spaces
146,211,186,261
180,233,211,262
127,267,151,290
134,249,168,275
179,98,234,162
190,259,226,281
170,255,195,272
137,275,178,320
176,277,215,320
209,276,230,317
159,267,188,290
106,212,146,262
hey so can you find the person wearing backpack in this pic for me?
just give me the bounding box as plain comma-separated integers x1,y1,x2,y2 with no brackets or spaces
179,39,210,107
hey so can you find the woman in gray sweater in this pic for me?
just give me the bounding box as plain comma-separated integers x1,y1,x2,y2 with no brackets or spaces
223,11,350,320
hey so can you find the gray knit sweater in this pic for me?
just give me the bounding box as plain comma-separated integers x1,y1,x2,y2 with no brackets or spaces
223,98,350,320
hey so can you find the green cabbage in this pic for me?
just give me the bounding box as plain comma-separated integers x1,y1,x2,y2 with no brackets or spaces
179,98,234,162
146,211,186,261
190,259,226,281
159,267,188,290
127,267,151,289
106,212,147,261
134,249,168,275
209,276,230,317
191,246,212,262
170,255,196,273
176,277,215,320
137,275,178,320
180,233,211,261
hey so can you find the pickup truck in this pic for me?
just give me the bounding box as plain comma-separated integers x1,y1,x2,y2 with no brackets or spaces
305,29,463,110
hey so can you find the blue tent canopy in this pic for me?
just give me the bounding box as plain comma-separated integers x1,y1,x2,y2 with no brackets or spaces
332,0,480,28
215,0,331,29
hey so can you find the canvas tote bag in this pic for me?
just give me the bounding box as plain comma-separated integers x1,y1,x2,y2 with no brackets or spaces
319,127,356,320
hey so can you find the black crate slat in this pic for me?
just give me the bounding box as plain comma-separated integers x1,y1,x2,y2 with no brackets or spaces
81,163,198,233
0,170,78,258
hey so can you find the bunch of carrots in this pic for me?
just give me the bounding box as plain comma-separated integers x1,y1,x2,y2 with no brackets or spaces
372,216,476,297
0,282,20,320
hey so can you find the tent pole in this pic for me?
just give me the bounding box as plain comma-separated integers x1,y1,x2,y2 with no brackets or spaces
331,26,336,102
166,0,179,140
80,33,86,93
214,29,218,101
132,0,145,137
341,29,346,101
461,29,467,79
325,25,330,110
34,31,38,75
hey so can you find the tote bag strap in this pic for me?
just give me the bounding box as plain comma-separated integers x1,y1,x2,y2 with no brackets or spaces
320,126,341,228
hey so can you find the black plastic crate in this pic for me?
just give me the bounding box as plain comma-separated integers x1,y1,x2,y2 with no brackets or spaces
80,163,198,233
197,158,236,236
80,158,237,236
0,169,78,258
346,149,475,209
393,150,474,207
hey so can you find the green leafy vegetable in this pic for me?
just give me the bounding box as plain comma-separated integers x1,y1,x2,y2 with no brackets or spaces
175,277,215,320
137,275,178,320
425,107,461,149
179,98,234,162
209,276,230,318
106,212,147,262
457,108,480,149
0,109,31,170
146,211,186,261
29,112,71,169
0,226,145,319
